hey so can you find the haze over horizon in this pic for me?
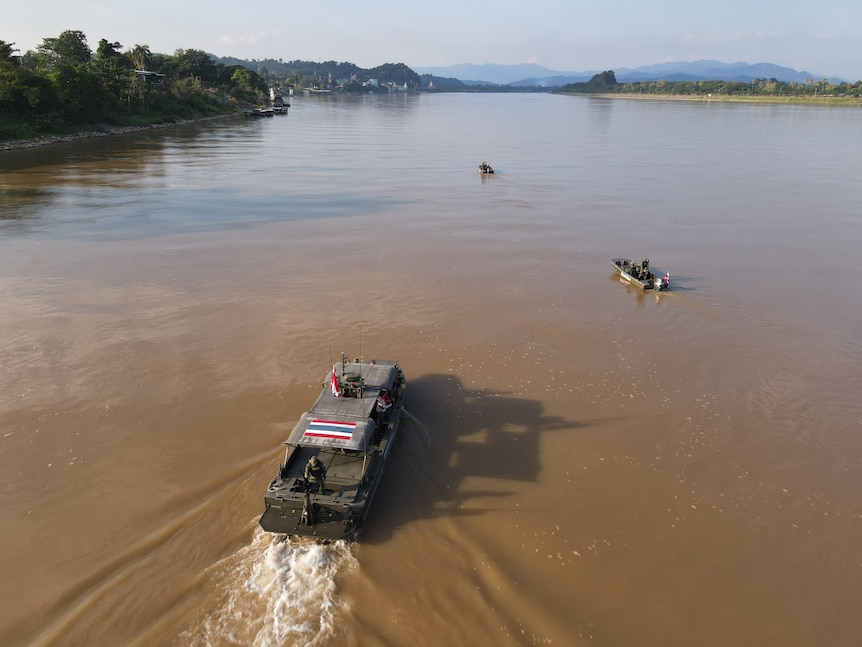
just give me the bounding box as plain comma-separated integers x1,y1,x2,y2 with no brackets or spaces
4,1,860,81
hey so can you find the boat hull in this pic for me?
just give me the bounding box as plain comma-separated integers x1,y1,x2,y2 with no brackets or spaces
260,493,364,540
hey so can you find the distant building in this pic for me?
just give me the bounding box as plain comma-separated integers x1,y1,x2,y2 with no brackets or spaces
135,70,166,85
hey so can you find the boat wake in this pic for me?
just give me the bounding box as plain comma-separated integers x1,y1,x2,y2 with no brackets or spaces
180,527,357,647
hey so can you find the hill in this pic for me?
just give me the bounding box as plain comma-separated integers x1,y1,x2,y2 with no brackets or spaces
209,56,420,88
413,60,846,87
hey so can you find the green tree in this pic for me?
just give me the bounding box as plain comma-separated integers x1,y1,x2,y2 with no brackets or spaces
50,65,105,120
172,49,218,85
0,40,58,119
227,66,266,101
0,40,19,65
91,39,136,107
129,44,152,71
36,30,92,69
95,39,124,61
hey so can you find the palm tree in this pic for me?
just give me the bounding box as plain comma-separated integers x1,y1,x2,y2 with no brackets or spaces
130,44,152,71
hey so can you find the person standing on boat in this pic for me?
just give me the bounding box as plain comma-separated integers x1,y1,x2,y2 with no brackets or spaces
376,388,392,427
305,455,326,489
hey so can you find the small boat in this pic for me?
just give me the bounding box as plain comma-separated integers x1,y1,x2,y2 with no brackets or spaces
611,258,669,291
478,162,495,174
244,108,268,118
259,355,406,541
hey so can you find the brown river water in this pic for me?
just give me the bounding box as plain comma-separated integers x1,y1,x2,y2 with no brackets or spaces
2,93,862,646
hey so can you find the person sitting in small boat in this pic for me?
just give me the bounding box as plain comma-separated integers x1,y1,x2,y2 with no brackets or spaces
305,455,326,487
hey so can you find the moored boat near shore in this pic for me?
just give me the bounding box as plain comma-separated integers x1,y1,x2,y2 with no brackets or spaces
259,355,406,541
611,257,669,291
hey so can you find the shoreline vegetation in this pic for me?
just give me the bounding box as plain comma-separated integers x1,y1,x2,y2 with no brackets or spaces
571,92,862,105
1,31,269,150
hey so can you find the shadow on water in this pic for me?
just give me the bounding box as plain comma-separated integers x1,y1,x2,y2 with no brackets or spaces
361,373,585,543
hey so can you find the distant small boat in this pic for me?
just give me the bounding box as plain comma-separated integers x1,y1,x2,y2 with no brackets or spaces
611,258,669,291
478,162,495,174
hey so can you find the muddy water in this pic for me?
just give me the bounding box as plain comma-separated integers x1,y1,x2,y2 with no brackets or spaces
1,94,861,647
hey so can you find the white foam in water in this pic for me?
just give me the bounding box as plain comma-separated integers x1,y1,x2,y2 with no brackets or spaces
182,527,357,647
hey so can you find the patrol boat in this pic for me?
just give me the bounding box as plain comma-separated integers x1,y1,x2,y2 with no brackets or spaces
611,257,670,291
259,355,406,541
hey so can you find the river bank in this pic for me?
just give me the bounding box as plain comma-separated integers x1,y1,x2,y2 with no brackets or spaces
0,114,241,152
563,92,862,105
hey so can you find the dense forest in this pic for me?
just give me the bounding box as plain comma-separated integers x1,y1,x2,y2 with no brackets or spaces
0,31,270,140
558,70,862,99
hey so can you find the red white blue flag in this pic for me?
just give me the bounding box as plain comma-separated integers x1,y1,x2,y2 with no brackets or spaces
330,365,340,397
304,419,356,440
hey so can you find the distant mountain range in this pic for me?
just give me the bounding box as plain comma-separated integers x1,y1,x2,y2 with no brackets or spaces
412,60,845,87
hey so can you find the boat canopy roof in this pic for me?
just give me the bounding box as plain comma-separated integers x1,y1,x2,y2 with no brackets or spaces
285,360,400,453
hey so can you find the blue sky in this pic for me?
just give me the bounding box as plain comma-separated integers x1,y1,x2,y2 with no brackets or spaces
4,0,860,80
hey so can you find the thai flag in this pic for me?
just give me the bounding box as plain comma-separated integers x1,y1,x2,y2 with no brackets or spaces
330,365,340,397
304,419,356,440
